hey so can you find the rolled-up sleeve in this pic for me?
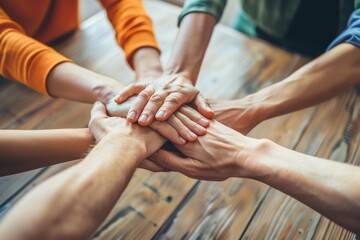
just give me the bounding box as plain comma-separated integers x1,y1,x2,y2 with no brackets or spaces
178,0,227,26
0,8,72,94
327,8,360,50
100,0,160,69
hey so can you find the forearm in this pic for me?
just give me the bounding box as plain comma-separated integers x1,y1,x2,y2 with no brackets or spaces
0,133,143,240
47,62,124,103
243,43,360,123
132,47,162,81
247,139,360,233
0,129,94,176
165,13,216,83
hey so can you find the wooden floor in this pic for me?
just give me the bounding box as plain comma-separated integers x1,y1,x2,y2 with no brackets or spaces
0,1,359,239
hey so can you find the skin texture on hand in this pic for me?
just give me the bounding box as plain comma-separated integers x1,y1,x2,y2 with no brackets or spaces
108,96,211,144
89,101,166,172
151,120,257,181
114,73,214,125
207,99,263,135
115,12,218,126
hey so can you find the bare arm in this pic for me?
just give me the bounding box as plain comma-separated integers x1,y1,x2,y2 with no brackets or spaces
151,120,360,233
0,133,143,239
210,43,360,134
250,139,360,233
47,62,123,104
0,128,93,176
165,13,216,83
0,103,164,240
132,47,163,82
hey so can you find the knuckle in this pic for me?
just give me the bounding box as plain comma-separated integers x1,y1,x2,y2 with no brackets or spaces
138,91,152,100
166,95,182,105
143,108,156,115
150,94,164,103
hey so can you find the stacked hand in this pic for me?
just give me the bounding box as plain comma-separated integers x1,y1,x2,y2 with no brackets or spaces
89,101,166,172
92,72,262,180
206,99,262,135
113,73,215,124
106,95,210,144
150,120,258,181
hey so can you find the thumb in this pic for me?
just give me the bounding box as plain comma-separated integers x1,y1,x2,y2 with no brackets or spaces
91,101,108,119
193,94,215,119
150,149,187,172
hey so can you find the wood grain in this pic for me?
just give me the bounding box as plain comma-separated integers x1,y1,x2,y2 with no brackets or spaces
0,1,357,239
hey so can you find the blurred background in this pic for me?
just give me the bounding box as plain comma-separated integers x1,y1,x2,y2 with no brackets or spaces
80,0,241,28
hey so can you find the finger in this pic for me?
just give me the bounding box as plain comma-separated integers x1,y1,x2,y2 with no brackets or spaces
139,159,166,172
127,87,155,122
114,83,147,104
155,93,188,121
149,121,186,145
174,111,207,136
138,92,167,126
179,105,210,127
193,94,215,119
106,96,137,117
151,149,193,172
167,114,198,142
90,101,108,119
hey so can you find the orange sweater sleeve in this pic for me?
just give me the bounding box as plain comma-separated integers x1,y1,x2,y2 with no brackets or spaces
100,0,160,68
0,8,72,94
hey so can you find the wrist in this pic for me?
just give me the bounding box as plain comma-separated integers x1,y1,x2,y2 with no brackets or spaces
239,93,274,123
92,80,123,104
101,132,146,164
133,47,163,80
235,138,277,180
163,68,195,83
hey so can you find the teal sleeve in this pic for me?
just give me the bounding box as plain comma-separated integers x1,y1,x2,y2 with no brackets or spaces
178,0,227,26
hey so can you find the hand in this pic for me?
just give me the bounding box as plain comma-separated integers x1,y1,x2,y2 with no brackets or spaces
150,121,258,181
107,96,211,144
114,73,214,126
207,98,263,135
89,102,166,172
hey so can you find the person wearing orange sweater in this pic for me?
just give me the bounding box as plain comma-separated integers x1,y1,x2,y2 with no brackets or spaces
0,0,210,144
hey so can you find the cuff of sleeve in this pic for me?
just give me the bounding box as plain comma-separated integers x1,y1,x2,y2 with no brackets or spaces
28,49,73,95
327,29,360,51
327,9,360,51
178,4,225,26
123,31,160,69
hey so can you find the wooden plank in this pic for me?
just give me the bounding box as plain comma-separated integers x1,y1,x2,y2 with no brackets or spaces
1,1,354,239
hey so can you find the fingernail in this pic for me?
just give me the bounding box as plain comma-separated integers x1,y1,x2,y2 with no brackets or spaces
188,130,197,139
195,124,207,133
156,110,165,118
200,117,210,126
115,96,122,103
179,136,186,144
139,114,148,122
128,111,136,120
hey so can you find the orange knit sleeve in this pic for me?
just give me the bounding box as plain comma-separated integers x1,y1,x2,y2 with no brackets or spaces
0,8,72,94
100,0,160,68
